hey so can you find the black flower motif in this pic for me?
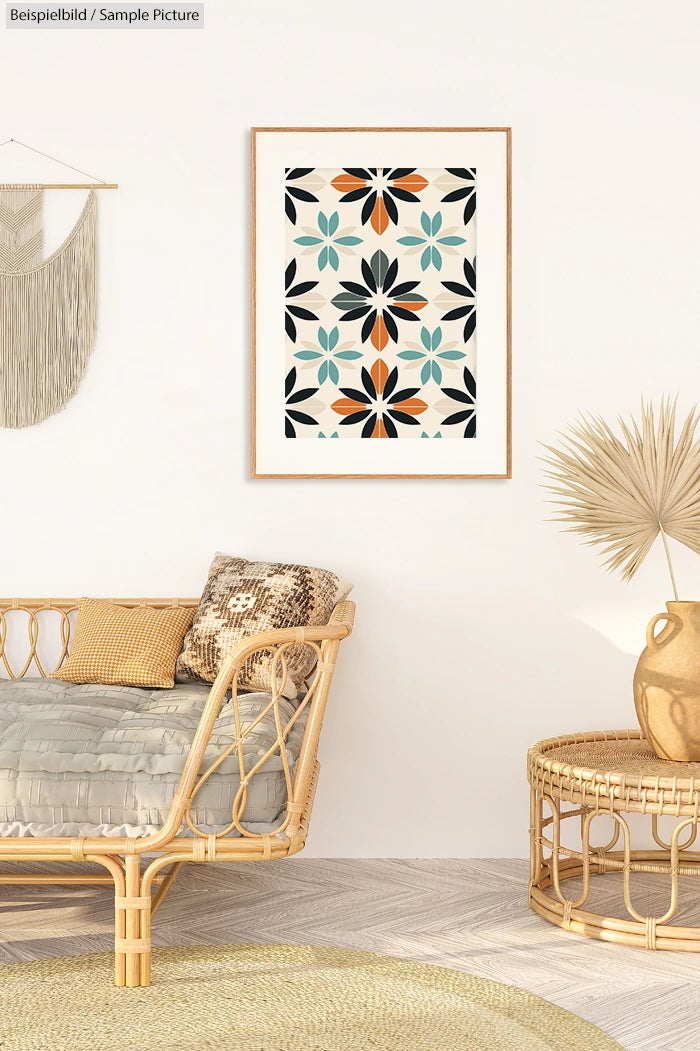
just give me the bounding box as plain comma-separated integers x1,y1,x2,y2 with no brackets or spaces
331,250,427,352
285,259,319,343
438,366,476,437
438,168,476,225
285,168,319,225
438,257,476,343
284,367,321,437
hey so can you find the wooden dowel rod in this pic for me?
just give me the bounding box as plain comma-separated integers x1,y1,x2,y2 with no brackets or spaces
41,183,118,190
0,184,118,190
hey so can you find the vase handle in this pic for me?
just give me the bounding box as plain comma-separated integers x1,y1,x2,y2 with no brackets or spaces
646,611,681,650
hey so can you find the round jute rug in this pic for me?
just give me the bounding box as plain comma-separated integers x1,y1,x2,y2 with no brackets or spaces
0,943,622,1051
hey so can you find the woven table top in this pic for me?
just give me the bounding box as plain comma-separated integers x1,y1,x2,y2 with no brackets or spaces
528,730,700,814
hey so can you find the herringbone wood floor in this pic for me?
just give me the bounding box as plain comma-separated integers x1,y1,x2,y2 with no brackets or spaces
1,858,699,1051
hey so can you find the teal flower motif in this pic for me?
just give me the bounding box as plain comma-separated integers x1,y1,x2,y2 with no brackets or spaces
397,326,467,385
397,212,467,272
421,431,443,438
294,325,363,385
318,431,339,438
293,211,363,271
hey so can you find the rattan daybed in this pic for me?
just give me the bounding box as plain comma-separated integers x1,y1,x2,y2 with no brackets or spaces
0,597,355,986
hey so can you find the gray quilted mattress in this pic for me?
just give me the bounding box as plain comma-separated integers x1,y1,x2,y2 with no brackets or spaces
0,678,306,839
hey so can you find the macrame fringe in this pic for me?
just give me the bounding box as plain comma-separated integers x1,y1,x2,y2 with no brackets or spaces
0,190,97,429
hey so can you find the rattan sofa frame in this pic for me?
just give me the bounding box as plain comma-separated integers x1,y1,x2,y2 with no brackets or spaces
0,597,355,986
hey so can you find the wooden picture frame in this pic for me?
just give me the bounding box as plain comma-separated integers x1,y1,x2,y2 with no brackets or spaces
251,127,511,478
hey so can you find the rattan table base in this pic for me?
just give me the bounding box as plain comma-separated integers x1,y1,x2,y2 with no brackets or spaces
528,730,700,951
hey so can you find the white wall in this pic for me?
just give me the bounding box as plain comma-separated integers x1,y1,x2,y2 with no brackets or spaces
1,0,699,856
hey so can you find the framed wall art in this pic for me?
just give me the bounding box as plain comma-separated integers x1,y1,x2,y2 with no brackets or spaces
251,127,511,478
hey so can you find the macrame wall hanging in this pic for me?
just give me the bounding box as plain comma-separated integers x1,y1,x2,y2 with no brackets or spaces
0,139,117,428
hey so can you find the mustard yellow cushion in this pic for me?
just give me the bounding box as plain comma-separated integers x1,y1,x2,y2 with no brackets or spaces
51,598,195,688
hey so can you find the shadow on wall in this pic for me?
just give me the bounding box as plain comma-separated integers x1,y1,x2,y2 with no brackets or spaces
312,584,644,856
433,594,641,760
368,587,639,736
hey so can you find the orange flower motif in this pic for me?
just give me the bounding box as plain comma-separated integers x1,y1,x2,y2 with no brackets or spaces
331,359,427,438
331,168,429,236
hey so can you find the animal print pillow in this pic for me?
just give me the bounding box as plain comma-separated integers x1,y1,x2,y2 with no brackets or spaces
176,553,353,698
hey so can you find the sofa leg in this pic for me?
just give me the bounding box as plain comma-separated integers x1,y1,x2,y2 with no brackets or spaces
151,861,183,918
115,855,152,988
140,881,152,987
115,893,126,986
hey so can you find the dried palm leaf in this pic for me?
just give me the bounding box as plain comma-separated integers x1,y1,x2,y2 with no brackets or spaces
540,399,700,598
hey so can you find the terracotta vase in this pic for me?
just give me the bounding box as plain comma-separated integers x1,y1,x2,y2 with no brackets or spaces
634,601,700,761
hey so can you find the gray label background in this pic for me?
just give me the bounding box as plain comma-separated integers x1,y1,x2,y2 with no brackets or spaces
6,4,204,28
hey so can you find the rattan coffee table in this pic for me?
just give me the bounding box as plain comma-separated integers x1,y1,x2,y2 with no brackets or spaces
528,730,700,951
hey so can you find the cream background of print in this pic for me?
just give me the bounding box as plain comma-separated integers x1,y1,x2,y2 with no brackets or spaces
1,0,698,855
285,168,476,439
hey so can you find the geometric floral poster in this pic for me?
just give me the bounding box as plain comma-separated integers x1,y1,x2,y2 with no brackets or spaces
252,128,510,478
284,168,476,439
